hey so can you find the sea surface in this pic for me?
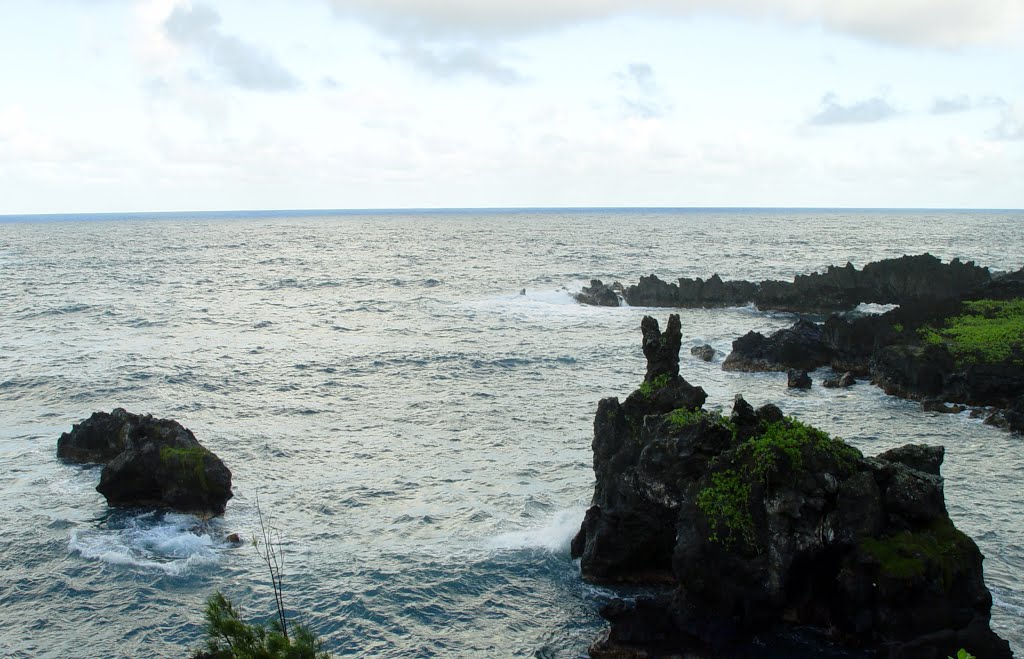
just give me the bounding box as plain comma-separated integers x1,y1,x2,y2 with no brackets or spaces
1,208,1022,658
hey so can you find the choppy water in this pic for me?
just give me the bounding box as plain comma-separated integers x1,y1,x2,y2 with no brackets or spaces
1,208,1022,658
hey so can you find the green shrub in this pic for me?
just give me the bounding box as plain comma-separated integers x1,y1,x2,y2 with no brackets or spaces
741,417,859,483
192,591,329,659
919,298,1024,365
697,469,754,549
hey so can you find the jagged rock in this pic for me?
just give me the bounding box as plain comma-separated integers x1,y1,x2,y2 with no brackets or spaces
787,368,812,389
723,319,831,372
574,279,621,307
822,371,856,388
57,409,232,516
690,344,715,362
583,254,993,314
573,320,1010,658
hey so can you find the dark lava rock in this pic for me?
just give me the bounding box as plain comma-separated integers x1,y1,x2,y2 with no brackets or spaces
690,344,716,362
787,368,812,389
58,408,233,516
723,319,831,372
823,371,856,388
574,279,621,307
588,254,992,314
921,399,968,414
573,321,1010,659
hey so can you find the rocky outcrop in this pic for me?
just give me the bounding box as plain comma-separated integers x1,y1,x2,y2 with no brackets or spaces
586,254,992,314
58,408,233,516
722,319,831,372
574,279,621,307
573,316,1011,658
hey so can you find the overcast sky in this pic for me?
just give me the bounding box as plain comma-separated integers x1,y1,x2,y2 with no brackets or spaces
1,0,1022,213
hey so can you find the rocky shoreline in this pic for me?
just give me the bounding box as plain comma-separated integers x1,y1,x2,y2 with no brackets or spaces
576,253,1024,433
574,253,997,313
572,315,1012,658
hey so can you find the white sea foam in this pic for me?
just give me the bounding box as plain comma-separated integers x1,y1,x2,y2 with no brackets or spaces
69,511,220,576
488,508,586,552
854,302,899,315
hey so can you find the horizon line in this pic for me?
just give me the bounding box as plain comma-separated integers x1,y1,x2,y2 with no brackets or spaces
2,205,1022,220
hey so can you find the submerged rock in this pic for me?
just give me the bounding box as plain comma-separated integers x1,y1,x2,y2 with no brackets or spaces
787,368,812,389
690,344,716,362
572,317,1011,658
823,371,856,388
58,408,233,516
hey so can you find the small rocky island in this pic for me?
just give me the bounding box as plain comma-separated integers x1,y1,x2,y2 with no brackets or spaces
58,408,233,516
572,315,1011,658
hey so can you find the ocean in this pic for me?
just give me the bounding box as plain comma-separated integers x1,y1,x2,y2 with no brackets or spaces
1,208,1022,657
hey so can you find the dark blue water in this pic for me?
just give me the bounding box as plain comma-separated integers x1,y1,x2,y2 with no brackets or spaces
1,209,1022,657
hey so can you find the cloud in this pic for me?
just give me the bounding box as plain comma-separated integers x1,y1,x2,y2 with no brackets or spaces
807,92,898,126
382,40,526,84
931,94,1008,115
324,0,1024,49
163,3,300,92
615,62,672,119
990,107,1024,141
931,95,974,115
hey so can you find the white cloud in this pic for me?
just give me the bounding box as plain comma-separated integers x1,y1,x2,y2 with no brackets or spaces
163,3,301,91
614,63,672,119
382,40,526,84
807,92,899,126
324,0,1024,49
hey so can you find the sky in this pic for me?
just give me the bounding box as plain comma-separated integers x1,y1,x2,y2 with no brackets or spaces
0,0,1022,213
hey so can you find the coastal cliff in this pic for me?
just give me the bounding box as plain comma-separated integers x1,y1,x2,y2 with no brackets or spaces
572,315,1012,658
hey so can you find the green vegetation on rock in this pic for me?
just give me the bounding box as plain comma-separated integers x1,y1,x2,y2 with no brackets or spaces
919,298,1024,365
638,373,672,398
666,408,736,436
741,418,860,483
860,519,973,590
160,445,211,489
697,469,754,549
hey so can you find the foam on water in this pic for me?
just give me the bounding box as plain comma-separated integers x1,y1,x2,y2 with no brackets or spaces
68,511,221,576
488,508,586,552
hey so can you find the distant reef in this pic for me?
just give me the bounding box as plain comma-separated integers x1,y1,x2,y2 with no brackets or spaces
575,253,992,313
58,408,233,516
572,315,1012,658
722,273,1024,432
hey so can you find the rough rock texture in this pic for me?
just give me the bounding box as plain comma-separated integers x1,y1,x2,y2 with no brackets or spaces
58,408,233,516
572,318,1011,658
600,254,992,313
722,319,831,372
787,368,812,389
575,279,621,307
690,344,716,362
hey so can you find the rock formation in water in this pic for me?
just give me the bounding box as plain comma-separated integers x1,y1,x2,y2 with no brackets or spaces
572,316,1011,658
721,276,1024,429
573,279,622,307
690,344,716,362
58,408,233,516
582,254,991,313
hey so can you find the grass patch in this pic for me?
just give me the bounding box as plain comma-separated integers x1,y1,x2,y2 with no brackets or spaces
860,519,973,590
697,469,754,550
918,298,1024,365
160,445,211,489
638,373,672,398
666,408,737,437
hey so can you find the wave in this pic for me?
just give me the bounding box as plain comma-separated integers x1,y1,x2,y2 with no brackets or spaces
487,508,586,552
68,511,223,576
